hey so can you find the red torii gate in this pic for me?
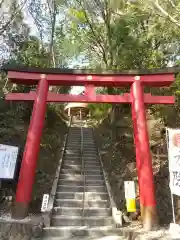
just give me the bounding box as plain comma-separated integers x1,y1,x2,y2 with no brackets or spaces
4,67,175,230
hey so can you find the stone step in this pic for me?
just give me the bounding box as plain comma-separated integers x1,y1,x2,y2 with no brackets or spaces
64,156,98,160
62,164,100,169
83,150,97,153
65,150,81,154
67,135,81,137
83,152,97,154
65,148,81,151
59,174,104,181
52,207,111,217
55,192,109,200
83,163,101,167
69,130,82,131
66,143,81,146
62,161,100,166
66,146,82,148
67,140,94,143
68,133,81,135
68,132,81,134
61,165,101,171
51,216,114,227
82,136,94,139
82,145,96,147
62,162,100,166
60,169,103,175
82,152,97,155
64,152,97,155
56,185,106,193
43,226,117,238
66,147,95,149
58,180,105,186
66,142,81,145
82,146,96,148
69,132,93,134
63,155,99,159
66,147,96,150
61,160,82,165
67,139,94,142
54,199,110,208
67,138,81,139
82,139,94,141
66,145,96,148
66,147,97,154
81,154,98,158
41,237,125,240
61,162,100,167
63,161,99,164
60,164,101,169
63,158,99,163
65,150,97,154
64,155,81,159
68,130,81,132
63,158,81,162
66,143,95,146
61,165,82,170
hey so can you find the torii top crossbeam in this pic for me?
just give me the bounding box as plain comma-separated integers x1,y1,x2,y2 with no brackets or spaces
4,66,175,86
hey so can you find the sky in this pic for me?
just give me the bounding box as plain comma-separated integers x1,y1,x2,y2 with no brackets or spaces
24,4,38,36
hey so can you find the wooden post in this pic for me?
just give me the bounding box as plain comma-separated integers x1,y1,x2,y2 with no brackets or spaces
131,76,158,230
12,75,49,219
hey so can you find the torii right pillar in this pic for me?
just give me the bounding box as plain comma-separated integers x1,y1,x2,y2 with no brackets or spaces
131,76,157,230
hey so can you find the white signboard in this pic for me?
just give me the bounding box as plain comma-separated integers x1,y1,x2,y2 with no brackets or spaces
124,181,136,199
167,128,180,196
0,144,18,179
41,194,49,212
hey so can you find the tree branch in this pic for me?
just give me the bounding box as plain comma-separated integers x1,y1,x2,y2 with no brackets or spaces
77,0,108,65
0,0,5,9
0,0,28,34
169,0,176,8
168,0,180,13
47,0,57,67
154,0,180,27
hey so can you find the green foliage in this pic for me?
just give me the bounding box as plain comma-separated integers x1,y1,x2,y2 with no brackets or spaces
53,0,180,123
14,36,50,68
88,103,111,120
2,0,180,127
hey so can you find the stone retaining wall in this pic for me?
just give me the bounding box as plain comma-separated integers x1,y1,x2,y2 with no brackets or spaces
0,216,44,240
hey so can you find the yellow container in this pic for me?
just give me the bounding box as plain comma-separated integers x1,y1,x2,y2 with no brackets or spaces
126,198,136,212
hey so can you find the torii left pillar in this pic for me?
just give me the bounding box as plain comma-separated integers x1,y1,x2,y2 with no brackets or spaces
12,75,49,219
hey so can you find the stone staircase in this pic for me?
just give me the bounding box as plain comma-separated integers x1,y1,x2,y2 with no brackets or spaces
43,126,123,239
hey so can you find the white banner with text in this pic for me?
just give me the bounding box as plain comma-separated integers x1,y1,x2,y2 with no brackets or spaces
0,144,18,179
167,128,180,196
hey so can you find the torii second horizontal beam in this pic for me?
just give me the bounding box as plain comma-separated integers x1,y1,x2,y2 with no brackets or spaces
5,92,175,104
